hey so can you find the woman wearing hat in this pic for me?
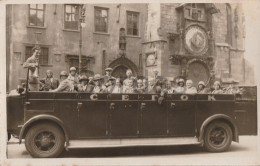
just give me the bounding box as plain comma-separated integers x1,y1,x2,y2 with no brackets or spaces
91,74,106,93
212,81,224,94
78,75,89,92
197,81,210,94
175,78,186,93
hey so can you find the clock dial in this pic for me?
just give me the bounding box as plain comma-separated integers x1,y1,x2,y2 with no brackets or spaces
185,26,208,55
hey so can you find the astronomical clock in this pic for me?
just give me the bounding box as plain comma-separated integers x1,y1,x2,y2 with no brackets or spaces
184,25,208,55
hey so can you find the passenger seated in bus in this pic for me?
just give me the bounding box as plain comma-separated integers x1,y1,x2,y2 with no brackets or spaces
111,78,123,93
39,70,59,91
175,78,185,93
197,81,210,94
67,67,79,86
152,69,166,89
224,84,241,94
185,80,197,94
165,80,175,94
147,78,161,94
135,79,145,93
212,81,223,94
103,77,116,93
123,69,137,87
123,79,135,93
51,71,74,92
78,75,88,92
102,67,115,86
92,74,106,93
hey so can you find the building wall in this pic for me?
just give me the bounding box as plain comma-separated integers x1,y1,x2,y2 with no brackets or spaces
143,3,252,85
7,4,147,91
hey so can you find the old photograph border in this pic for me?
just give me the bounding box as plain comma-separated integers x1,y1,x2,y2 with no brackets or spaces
1,0,260,165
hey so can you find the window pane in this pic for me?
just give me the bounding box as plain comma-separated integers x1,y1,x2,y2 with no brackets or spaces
37,4,44,9
65,5,71,13
101,10,107,17
72,5,76,13
30,4,36,9
29,9,37,26
37,10,44,26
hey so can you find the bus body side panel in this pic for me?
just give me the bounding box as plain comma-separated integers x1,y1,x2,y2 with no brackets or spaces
196,94,235,136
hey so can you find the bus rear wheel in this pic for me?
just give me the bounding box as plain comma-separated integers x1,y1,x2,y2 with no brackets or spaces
25,123,65,158
204,121,232,152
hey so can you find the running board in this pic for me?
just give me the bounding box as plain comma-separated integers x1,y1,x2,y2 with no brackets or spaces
67,137,201,149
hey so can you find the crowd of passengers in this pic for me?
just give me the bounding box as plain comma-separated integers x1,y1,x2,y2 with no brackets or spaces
38,66,241,95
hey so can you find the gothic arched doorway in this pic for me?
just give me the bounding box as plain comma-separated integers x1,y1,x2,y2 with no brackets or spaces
108,56,139,80
111,65,128,81
186,60,210,86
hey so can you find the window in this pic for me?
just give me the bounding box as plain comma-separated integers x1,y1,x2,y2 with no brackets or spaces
29,4,45,27
25,46,49,65
64,4,79,30
127,11,139,36
94,7,108,33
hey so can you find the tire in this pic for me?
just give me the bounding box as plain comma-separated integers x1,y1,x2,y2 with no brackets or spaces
25,122,65,158
204,121,232,152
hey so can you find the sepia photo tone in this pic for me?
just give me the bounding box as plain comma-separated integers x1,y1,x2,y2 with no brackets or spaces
3,2,259,165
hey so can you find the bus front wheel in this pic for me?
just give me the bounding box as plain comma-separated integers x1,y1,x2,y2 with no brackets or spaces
204,121,232,152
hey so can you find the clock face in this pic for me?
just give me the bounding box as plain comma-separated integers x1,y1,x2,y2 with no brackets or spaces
185,26,208,55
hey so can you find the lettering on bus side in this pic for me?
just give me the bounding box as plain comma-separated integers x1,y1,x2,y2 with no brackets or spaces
208,95,216,101
90,94,98,100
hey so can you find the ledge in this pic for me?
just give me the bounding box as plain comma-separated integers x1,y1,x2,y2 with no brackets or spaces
126,35,141,39
63,29,80,33
142,39,167,44
27,25,47,29
93,32,110,36
215,43,231,47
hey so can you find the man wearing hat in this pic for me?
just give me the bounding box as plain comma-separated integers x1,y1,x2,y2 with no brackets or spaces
67,67,79,88
92,74,106,93
23,46,41,91
197,81,210,94
103,67,115,86
51,71,74,92
175,78,186,93
146,78,161,94
103,77,116,93
78,75,89,92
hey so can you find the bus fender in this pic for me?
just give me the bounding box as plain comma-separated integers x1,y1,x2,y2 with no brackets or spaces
19,114,70,148
198,114,239,143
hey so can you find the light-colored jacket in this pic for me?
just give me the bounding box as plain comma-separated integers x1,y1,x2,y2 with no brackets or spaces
52,79,74,92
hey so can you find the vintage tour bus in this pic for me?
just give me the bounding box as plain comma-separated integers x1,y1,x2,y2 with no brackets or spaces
7,80,257,158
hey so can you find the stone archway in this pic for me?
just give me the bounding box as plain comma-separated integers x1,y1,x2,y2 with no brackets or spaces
108,56,139,80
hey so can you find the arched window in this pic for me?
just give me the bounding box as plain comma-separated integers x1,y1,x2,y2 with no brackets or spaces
226,4,232,45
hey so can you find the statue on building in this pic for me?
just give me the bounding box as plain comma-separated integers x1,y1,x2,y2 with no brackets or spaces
119,28,126,56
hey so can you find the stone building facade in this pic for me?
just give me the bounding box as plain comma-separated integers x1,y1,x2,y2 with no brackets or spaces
142,3,254,86
6,3,254,91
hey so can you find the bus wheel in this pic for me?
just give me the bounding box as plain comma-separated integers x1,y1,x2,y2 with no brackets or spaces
25,123,65,158
204,121,232,152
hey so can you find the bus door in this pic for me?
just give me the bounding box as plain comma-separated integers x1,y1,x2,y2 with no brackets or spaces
167,94,196,137
108,94,139,138
77,93,108,138
54,92,78,139
25,92,55,120
139,94,167,137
